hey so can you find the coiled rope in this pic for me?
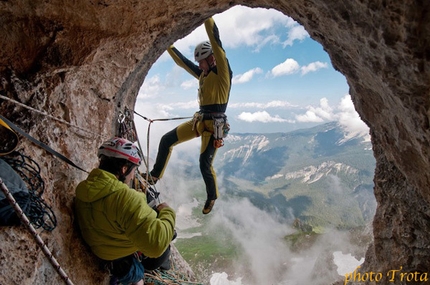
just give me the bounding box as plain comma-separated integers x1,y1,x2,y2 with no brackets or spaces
0,178,74,285
3,152,57,231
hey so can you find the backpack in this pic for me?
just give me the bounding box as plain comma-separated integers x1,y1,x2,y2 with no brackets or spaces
0,158,31,226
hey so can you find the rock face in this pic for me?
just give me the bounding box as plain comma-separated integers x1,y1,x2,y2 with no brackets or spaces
0,0,429,284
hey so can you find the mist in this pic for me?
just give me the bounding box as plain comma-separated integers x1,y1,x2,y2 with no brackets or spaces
133,98,369,285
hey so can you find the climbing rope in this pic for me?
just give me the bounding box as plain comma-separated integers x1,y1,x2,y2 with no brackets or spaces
0,178,74,285
2,151,57,231
145,269,203,285
132,109,192,182
0,94,103,138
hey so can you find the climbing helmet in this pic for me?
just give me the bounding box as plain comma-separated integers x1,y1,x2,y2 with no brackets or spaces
98,137,142,166
194,41,212,62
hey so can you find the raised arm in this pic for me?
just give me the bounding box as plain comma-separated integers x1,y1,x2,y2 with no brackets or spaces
167,45,202,79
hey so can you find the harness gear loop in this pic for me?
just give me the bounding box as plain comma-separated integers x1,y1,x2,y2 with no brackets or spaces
212,114,230,148
192,112,204,136
196,112,229,149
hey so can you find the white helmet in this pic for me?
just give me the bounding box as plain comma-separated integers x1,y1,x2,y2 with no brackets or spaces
98,137,141,165
194,41,212,61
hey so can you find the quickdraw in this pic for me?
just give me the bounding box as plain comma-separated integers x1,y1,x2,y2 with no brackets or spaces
116,109,137,142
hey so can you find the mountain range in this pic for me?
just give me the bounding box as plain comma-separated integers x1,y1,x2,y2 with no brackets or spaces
171,121,376,284
213,121,376,230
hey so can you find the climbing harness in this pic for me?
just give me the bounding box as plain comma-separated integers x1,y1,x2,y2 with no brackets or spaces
0,179,74,285
190,111,230,148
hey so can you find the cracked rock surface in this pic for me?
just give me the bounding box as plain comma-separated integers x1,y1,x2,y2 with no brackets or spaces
1,1,429,284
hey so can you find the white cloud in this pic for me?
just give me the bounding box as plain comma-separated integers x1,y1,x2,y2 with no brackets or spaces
295,95,370,141
169,100,199,110
295,110,325,123
138,74,164,98
271,58,300,77
295,98,334,123
209,198,294,285
214,6,292,50
237,111,292,123
337,95,370,142
170,6,309,56
180,79,197,89
301,61,328,75
232,67,263,84
282,24,309,46
229,100,297,109
270,59,329,77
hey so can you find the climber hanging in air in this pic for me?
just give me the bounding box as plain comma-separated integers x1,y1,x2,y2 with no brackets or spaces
146,16,233,215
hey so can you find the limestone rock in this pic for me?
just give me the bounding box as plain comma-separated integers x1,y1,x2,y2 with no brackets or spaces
1,0,430,284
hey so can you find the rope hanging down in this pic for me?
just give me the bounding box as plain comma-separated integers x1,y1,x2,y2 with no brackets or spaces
132,109,192,180
0,178,74,285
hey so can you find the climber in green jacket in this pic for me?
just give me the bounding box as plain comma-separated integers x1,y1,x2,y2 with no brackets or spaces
75,137,176,285
148,16,233,215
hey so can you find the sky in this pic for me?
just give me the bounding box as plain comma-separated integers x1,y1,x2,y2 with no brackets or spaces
133,6,370,284
135,5,370,139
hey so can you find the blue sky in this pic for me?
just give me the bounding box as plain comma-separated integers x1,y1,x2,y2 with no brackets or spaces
135,5,369,138
133,7,370,284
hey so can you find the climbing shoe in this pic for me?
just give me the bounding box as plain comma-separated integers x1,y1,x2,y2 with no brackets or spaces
202,199,215,215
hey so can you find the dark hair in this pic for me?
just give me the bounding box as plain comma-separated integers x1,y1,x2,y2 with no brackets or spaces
99,155,135,182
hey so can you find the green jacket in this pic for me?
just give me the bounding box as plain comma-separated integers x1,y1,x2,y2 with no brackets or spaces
75,169,176,260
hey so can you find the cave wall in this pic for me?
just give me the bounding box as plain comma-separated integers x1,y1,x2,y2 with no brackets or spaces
0,0,429,284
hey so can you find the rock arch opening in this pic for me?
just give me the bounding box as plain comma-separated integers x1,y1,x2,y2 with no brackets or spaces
135,7,374,283
0,1,429,284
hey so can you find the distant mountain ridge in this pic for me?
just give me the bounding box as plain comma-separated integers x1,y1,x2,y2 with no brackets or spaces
173,121,376,282
214,121,376,230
